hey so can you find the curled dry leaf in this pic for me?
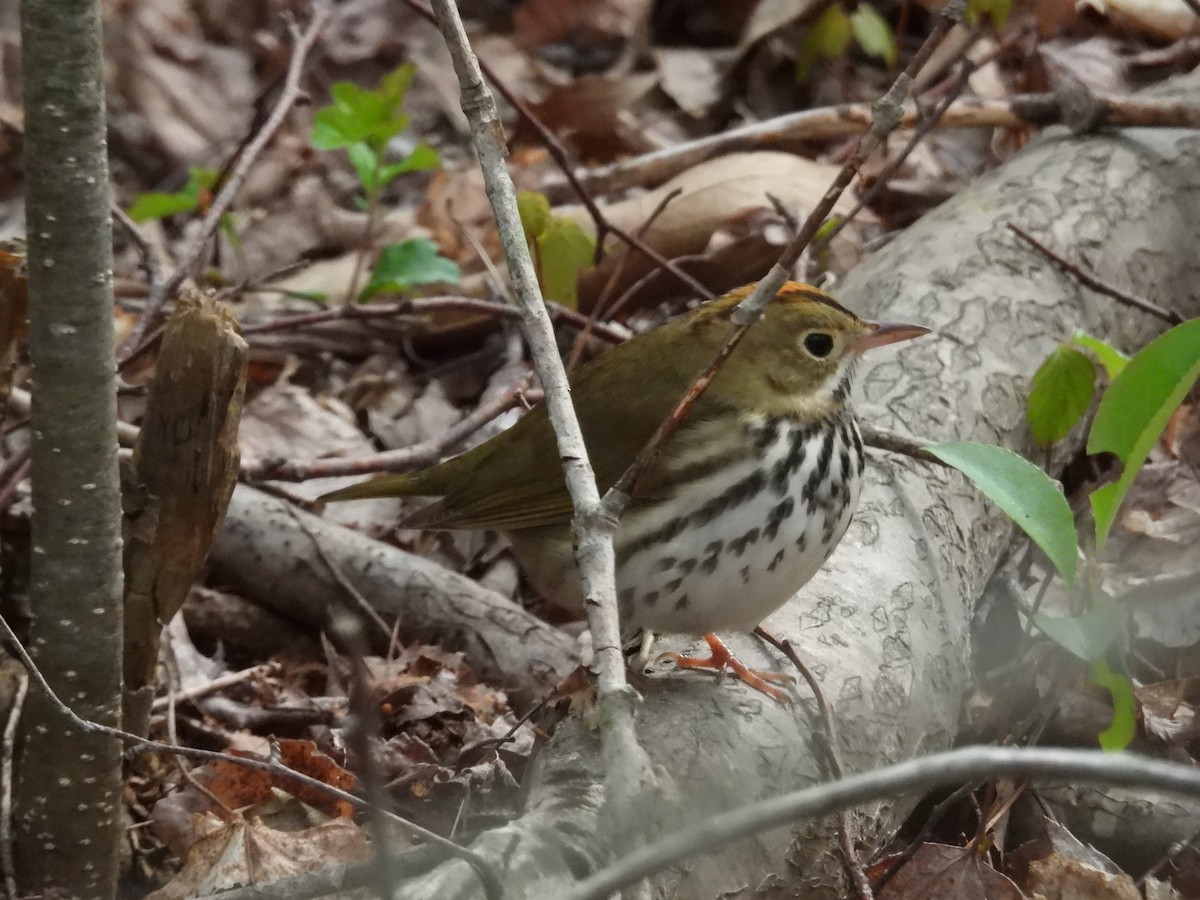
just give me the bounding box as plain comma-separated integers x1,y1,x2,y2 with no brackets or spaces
556,151,861,311
1025,851,1142,900
146,816,370,900
1079,0,1200,41
149,739,358,858
1136,678,1200,745
418,166,500,267
879,842,1023,899
653,47,732,118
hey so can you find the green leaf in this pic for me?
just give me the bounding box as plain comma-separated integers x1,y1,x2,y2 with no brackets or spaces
127,168,215,222
362,239,460,300
1028,345,1096,445
310,64,416,151
927,442,1078,587
1072,330,1129,379
1034,603,1119,662
347,142,380,192
1091,657,1137,751
518,190,553,242
535,219,595,308
797,6,853,79
378,142,441,187
966,0,1013,27
279,289,328,305
851,4,897,65
813,216,842,244
378,63,416,110
1088,318,1200,549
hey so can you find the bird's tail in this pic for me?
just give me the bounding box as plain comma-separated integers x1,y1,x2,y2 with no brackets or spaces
319,473,420,502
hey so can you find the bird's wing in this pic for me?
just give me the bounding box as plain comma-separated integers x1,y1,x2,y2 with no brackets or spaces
411,321,727,531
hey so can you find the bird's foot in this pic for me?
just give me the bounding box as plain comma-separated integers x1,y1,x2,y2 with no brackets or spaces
657,633,794,704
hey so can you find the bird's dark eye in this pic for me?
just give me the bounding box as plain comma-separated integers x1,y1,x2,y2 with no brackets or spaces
804,333,834,358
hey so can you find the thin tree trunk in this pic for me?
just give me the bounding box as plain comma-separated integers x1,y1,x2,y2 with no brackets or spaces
16,0,124,895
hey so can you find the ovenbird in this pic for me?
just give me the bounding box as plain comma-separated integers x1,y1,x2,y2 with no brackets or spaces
323,282,928,701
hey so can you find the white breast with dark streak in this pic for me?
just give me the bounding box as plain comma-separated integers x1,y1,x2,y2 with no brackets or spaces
616,412,865,635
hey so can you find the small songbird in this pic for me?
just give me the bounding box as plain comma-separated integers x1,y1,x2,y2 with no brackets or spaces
323,282,929,701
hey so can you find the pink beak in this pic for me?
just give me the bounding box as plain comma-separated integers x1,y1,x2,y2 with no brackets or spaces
849,322,931,353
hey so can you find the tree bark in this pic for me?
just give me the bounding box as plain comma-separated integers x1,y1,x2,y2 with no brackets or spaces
16,0,124,895
207,486,579,705
369,75,1200,898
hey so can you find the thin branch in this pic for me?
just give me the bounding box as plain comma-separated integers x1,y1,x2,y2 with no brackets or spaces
0,671,26,900
149,664,275,714
118,6,331,363
0,611,504,900
544,90,1200,202
817,56,976,249
424,2,656,866
111,202,163,289
755,629,872,899
239,295,630,343
400,0,712,302
602,0,967,509
242,374,530,482
565,746,1200,900
1006,223,1182,324
858,423,950,468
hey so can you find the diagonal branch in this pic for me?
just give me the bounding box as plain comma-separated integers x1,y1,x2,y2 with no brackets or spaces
424,0,657,871
118,6,331,364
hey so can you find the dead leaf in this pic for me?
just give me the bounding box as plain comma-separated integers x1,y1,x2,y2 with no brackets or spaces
738,0,825,51
146,815,370,899
556,151,860,311
653,47,733,118
1079,0,1200,40
107,0,255,165
523,73,659,157
1026,850,1141,899
879,842,1023,898
1039,38,1131,95
1136,678,1200,744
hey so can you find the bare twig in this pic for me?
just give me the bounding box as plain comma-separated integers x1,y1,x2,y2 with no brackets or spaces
149,664,276,714
326,610,401,900
0,671,26,900
111,203,163,289
755,629,871,899
565,746,1200,900
424,5,656,874
0,611,504,900
817,58,976,249
239,295,630,343
118,6,331,363
858,423,950,468
286,506,393,640
603,0,967,507
242,374,531,482
1006,223,1182,324
399,0,712,304
544,90,1200,202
